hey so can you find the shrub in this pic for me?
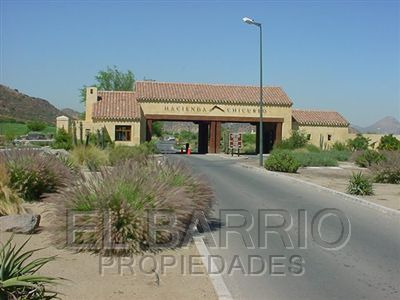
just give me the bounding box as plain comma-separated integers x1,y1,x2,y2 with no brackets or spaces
371,151,400,184
0,149,71,201
353,150,385,168
331,141,349,151
0,162,25,216
26,120,47,132
348,134,370,151
53,159,213,254
264,150,301,173
52,128,73,150
70,145,109,171
327,150,351,161
293,151,338,167
347,172,374,195
377,134,400,151
304,144,321,152
0,237,60,299
275,130,308,150
108,142,156,165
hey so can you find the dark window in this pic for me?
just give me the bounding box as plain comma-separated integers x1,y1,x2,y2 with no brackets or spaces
307,134,311,140
90,88,93,94
115,125,131,141
327,134,332,141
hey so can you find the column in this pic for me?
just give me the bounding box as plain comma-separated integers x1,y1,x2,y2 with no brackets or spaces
146,119,152,142
208,121,221,153
275,122,282,146
198,122,208,154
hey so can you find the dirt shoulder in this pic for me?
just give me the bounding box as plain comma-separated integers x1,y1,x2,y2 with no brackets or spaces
218,154,400,211
0,202,217,300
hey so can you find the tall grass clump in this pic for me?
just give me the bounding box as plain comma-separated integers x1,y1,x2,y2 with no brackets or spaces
53,158,213,254
108,142,156,165
0,162,25,216
0,237,61,299
0,149,71,201
347,172,374,195
70,145,109,171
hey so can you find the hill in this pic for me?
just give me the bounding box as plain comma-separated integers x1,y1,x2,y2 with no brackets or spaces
0,84,79,124
351,116,400,135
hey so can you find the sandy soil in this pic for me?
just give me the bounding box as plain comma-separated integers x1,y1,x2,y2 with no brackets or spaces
220,154,400,211
0,202,217,300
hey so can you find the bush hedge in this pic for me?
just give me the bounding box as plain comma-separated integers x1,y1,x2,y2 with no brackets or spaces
353,150,385,168
292,151,338,167
371,151,400,184
377,134,400,151
275,130,308,150
264,150,300,173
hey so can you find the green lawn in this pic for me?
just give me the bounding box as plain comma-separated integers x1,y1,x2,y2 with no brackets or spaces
0,122,56,137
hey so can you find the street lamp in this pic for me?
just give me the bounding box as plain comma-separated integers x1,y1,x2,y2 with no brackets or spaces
242,16,263,167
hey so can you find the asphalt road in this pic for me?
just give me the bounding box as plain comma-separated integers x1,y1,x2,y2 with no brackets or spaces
176,154,400,300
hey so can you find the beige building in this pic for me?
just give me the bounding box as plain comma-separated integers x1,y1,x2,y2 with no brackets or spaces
57,81,352,153
292,109,350,149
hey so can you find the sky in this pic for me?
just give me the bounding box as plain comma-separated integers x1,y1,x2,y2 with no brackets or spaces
0,0,399,126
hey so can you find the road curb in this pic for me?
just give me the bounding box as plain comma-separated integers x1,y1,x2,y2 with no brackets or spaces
238,163,400,217
193,236,233,300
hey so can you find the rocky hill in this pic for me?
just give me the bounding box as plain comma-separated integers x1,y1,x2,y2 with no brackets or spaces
0,84,79,124
351,116,400,134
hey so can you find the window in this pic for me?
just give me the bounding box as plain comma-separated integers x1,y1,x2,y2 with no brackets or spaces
327,134,332,141
115,125,131,141
307,134,311,140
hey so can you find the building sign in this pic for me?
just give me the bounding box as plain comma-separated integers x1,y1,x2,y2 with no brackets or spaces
229,133,243,149
163,105,267,115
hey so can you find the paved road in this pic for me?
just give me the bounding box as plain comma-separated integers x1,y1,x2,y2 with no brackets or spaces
177,155,399,300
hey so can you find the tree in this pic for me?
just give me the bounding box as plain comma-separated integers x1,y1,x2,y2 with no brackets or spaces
52,128,73,150
26,121,47,132
80,66,135,103
152,121,163,137
348,134,370,151
377,134,400,151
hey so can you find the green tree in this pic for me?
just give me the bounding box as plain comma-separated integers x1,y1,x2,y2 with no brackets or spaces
26,120,47,132
348,134,370,151
377,134,400,151
80,66,135,103
152,121,163,137
52,128,73,150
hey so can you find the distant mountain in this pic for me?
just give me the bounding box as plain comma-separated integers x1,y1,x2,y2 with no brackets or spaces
61,108,80,120
0,84,80,124
351,116,400,135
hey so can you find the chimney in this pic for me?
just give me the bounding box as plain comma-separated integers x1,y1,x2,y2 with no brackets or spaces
85,87,97,121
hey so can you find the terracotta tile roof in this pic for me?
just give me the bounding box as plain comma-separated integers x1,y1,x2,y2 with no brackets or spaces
292,109,349,127
92,91,140,120
135,81,293,106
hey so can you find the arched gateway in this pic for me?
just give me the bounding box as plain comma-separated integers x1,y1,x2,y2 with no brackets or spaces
61,81,350,153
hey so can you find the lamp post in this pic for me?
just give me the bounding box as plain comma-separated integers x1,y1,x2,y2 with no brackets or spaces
243,17,263,167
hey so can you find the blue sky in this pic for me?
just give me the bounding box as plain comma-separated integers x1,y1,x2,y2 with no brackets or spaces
0,0,399,126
